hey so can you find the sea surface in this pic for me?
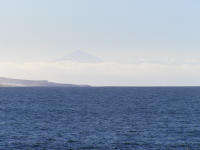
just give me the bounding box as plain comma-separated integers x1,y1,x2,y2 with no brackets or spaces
0,87,200,150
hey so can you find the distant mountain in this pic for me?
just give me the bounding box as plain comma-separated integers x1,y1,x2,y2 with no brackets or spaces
57,50,103,63
0,77,90,87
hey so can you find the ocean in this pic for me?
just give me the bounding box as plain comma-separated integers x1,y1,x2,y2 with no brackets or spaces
0,87,199,150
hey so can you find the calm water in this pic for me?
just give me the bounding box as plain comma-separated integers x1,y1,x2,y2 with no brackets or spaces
0,87,200,150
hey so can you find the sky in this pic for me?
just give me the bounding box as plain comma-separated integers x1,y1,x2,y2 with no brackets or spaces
0,0,200,86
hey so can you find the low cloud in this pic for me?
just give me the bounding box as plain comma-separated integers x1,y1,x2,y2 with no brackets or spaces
0,60,200,86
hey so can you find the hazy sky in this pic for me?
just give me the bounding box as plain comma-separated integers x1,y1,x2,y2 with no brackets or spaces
0,0,200,86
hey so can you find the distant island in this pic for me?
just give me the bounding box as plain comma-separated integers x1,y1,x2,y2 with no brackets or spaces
0,77,90,87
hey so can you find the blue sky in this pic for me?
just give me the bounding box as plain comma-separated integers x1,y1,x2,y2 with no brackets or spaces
0,0,199,85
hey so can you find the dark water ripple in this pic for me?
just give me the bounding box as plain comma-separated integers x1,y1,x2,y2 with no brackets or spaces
0,87,199,149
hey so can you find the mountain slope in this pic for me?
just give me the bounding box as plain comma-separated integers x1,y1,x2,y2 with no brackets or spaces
57,50,103,63
0,77,89,87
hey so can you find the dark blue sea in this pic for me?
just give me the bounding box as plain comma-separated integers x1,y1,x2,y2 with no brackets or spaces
0,87,200,150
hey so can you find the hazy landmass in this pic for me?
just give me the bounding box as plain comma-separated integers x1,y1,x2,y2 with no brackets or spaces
56,50,103,63
0,77,90,87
